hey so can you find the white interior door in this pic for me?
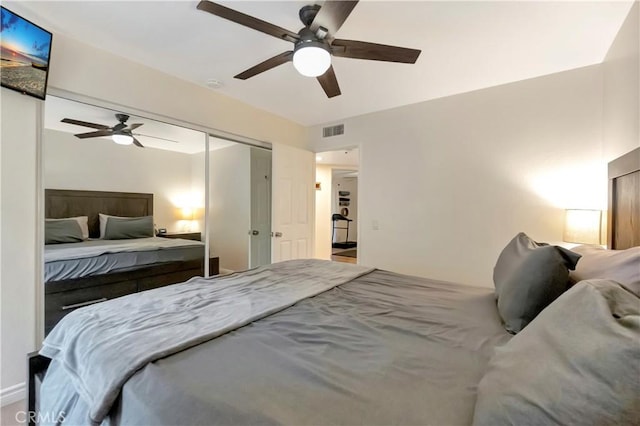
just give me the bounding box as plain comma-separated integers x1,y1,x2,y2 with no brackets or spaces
272,144,315,262
249,147,272,268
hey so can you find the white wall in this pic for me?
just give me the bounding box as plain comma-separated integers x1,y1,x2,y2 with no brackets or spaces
0,90,38,400
603,2,639,160
314,165,332,259
209,144,251,271
311,65,606,287
43,129,203,233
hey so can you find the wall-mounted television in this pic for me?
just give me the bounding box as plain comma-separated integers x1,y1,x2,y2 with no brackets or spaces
1,6,52,100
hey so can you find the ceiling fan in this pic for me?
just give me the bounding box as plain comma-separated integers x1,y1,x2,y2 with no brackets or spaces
61,114,145,147
197,0,421,98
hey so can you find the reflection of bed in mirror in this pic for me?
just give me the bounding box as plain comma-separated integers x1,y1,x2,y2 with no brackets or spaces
44,189,205,334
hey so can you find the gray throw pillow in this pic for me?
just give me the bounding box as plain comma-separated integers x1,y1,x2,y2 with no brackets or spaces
45,219,84,244
493,232,581,333
103,216,154,240
473,279,640,426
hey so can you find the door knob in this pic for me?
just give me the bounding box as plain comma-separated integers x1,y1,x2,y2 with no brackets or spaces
274,232,283,238
249,230,259,236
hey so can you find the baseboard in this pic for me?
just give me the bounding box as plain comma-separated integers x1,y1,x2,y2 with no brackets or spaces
0,382,25,407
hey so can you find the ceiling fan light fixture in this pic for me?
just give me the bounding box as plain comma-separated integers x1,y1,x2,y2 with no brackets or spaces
293,42,331,77
112,133,134,145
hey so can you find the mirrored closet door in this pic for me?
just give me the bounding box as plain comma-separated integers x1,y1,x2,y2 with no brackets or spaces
207,137,272,274
42,95,208,334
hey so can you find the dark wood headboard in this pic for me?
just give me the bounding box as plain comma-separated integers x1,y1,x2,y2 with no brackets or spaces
45,189,154,239
608,147,640,249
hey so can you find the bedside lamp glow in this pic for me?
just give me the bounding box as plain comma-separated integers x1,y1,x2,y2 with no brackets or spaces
180,207,194,221
178,207,195,232
563,209,602,244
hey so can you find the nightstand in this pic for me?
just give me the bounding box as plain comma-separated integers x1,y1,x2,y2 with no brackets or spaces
157,232,201,241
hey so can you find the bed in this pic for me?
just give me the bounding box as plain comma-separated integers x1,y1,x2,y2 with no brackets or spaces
44,189,205,334
30,150,639,426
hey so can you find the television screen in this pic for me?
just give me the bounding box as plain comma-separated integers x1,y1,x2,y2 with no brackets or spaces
1,6,52,100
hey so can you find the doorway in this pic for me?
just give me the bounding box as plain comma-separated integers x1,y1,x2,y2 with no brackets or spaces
331,168,358,263
314,148,359,263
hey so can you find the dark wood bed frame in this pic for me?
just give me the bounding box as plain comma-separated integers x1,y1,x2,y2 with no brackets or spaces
27,151,640,423
607,147,640,249
46,189,155,238
44,189,204,334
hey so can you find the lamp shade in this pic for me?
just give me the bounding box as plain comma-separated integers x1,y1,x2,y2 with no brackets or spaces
293,43,331,77
112,134,133,145
563,209,602,244
180,207,194,221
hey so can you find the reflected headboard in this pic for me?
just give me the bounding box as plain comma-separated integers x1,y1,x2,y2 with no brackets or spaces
45,189,154,239
608,147,640,249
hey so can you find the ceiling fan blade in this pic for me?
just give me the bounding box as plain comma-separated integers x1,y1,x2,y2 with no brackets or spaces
132,137,144,148
310,1,358,37
133,133,180,144
234,51,294,80
197,1,299,43
332,39,421,63
317,65,341,98
128,123,144,131
61,118,110,130
74,130,113,139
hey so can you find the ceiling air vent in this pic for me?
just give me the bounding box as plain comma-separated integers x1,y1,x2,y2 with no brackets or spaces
322,124,344,138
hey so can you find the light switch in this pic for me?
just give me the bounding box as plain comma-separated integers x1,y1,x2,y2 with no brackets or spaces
372,220,379,230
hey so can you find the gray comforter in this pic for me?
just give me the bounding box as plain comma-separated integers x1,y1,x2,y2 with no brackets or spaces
45,237,205,281
44,237,204,262
40,260,511,425
41,259,373,425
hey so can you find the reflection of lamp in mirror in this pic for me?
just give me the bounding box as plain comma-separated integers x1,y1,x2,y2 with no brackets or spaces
563,209,602,244
181,207,194,221
180,207,194,231
173,192,203,232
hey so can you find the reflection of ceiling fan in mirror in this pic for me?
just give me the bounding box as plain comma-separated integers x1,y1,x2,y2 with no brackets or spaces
61,114,144,148
61,114,182,148
196,0,421,98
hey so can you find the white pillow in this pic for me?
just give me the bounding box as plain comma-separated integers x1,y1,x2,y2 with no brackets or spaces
570,244,640,296
99,213,122,239
46,216,89,240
